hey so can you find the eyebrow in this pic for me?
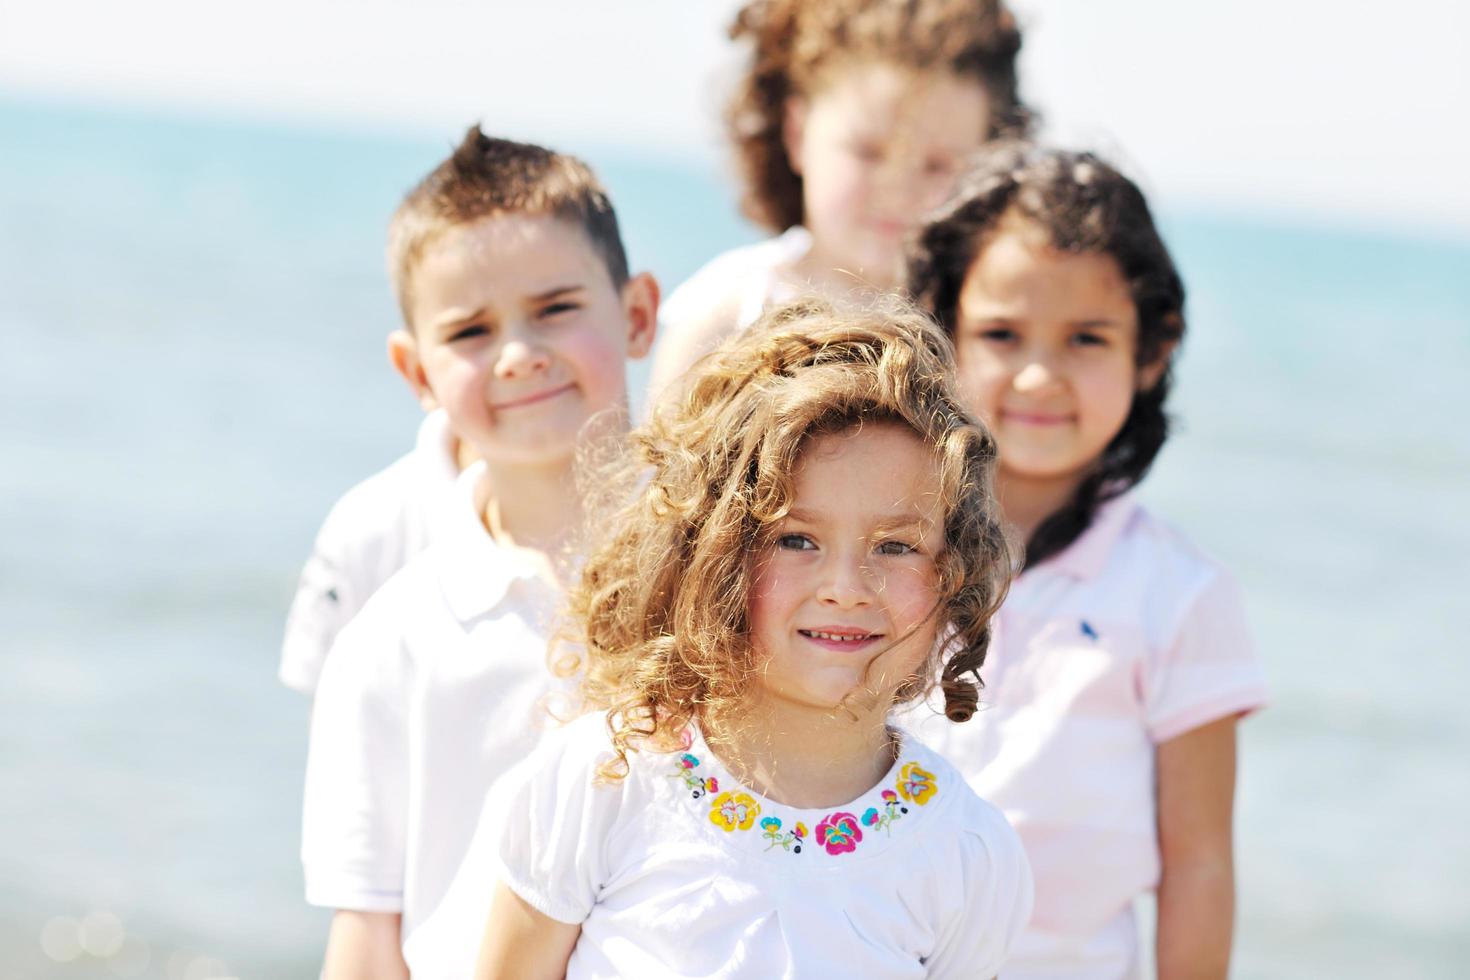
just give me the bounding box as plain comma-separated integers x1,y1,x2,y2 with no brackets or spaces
786,506,929,528
529,284,585,303
1070,318,1125,329
430,306,489,332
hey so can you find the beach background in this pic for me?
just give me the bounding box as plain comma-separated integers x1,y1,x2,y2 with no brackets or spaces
2,1,1468,977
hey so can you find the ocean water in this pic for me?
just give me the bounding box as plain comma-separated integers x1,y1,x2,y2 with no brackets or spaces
1,96,1466,978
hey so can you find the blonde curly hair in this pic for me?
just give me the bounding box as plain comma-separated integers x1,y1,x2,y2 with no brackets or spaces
726,0,1032,232
565,298,1012,776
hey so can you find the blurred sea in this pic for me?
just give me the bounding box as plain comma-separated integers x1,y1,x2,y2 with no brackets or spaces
2,96,1467,978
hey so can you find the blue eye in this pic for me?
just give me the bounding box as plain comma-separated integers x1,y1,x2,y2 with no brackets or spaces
777,534,816,551
876,540,916,556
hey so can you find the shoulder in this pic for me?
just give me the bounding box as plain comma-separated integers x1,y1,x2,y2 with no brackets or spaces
312,450,424,557
651,233,800,398
907,737,1022,854
501,713,643,831
342,547,446,629
315,551,447,686
897,736,1033,919
662,235,788,320
1118,506,1245,637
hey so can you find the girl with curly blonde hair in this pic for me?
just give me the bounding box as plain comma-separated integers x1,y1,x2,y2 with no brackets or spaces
650,0,1031,399
477,299,1033,979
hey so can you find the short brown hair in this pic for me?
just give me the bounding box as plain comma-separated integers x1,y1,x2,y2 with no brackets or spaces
387,126,630,325
567,297,1012,778
726,0,1032,232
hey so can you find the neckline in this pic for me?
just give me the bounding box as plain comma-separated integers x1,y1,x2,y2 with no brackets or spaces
664,725,947,861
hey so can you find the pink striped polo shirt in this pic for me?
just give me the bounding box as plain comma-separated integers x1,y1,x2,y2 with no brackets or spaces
903,493,1268,979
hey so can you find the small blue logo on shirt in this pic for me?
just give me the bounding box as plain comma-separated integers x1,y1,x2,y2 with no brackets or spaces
1080,620,1099,642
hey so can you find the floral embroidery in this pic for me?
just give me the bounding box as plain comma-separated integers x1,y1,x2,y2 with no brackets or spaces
759,816,807,853
671,742,937,857
897,762,938,805
815,811,863,854
860,788,910,836
709,791,761,832
670,753,718,799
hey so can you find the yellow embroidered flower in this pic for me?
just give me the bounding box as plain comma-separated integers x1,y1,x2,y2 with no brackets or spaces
708,791,761,832
896,762,938,805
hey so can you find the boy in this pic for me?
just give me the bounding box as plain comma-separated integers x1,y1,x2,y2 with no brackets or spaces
299,127,658,978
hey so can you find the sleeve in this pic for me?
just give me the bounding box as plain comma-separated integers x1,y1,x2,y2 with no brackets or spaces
1144,570,1270,744
494,719,626,925
299,599,411,911
927,803,1035,979
278,504,365,696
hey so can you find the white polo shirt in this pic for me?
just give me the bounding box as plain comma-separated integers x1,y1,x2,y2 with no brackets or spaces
279,409,461,695
487,713,1034,980
299,461,564,963
902,493,1269,979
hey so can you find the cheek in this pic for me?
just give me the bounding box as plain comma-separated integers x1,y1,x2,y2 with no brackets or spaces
1079,364,1137,437
562,328,628,396
880,563,940,635
746,560,786,644
804,150,868,220
954,348,1007,419
422,351,483,403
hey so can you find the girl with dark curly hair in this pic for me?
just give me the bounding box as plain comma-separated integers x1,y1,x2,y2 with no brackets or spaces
477,299,1033,979
649,0,1030,400
903,142,1269,979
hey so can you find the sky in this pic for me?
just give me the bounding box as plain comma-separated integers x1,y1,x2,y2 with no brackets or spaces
3,0,1467,237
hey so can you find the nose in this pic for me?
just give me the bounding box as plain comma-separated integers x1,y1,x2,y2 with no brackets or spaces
1012,353,1063,394
816,548,877,609
493,327,551,380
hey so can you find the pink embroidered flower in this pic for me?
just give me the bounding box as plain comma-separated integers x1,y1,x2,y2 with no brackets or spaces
709,791,761,832
815,812,863,854
861,807,880,827
881,789,898,804
678,753,699,770
704,777,719,793
896,762,938,805
792,822,807,840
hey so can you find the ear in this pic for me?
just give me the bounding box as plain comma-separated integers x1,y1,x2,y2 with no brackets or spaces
1137,339,1178,392
782,96,808,175
387,329,439,411
620,272,660,360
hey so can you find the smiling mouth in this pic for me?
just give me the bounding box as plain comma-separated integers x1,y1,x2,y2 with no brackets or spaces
799,628,882,649
491,382,575,411
1002,409,1073,426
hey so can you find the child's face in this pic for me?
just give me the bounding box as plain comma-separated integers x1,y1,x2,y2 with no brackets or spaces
391,213,656,466
748,423,945,716
952,212,1149,488
786,60,990,288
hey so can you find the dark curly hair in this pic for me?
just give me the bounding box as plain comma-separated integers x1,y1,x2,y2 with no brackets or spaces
907,142,1186,568
726,0,1032,233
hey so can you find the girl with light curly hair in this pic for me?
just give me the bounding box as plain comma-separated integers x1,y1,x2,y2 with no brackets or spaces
477,299,1033,979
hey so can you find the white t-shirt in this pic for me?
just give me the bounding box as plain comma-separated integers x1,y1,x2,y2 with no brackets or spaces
279,409,460,694
300,462,564,970
646,227,812,407
901,494,1269,980
496,712,1034,979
